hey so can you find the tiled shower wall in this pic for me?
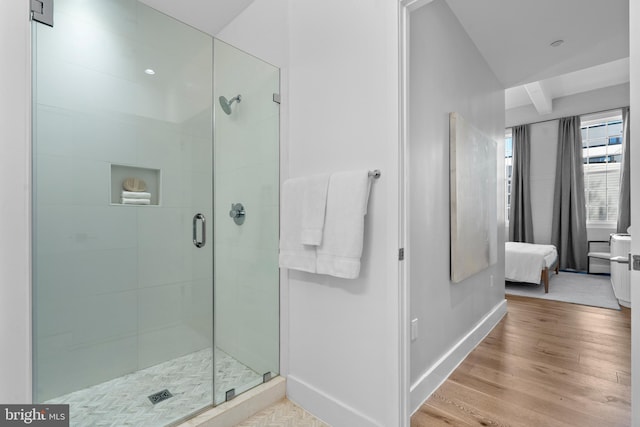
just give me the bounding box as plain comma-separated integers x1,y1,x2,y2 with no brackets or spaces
33,0,213,401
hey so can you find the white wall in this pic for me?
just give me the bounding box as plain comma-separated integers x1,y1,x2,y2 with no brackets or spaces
216,0,289,69
408,0,506,412
286,1,401,426
221,2,402,426
0,0,32,404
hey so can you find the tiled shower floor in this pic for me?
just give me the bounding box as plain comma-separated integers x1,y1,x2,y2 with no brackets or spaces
45,348,263,427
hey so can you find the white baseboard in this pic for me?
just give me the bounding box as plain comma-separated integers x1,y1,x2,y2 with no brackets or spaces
409,299,508,414
287,375,385,427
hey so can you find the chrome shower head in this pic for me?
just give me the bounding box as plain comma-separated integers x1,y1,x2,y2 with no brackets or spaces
219,94,241,115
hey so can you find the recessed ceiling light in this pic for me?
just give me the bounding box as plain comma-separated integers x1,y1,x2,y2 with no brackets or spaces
550,40,564,48
144,68,156,75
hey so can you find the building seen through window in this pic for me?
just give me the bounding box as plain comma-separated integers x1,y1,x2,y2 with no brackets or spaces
581,111,623,223
505,129,512,221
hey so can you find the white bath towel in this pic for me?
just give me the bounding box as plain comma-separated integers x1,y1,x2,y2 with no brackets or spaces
316,170,372,279
279,177,317,273
121,198,151,205
300,174,330,246
121,191,151,199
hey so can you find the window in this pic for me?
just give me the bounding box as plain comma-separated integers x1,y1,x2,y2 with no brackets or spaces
505,128,512,221
581,111,623,223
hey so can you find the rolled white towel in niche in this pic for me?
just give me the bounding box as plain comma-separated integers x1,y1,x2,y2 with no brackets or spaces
121,191,151,199
121,198,151,205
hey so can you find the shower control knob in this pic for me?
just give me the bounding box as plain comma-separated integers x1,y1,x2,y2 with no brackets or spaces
229,203,246,225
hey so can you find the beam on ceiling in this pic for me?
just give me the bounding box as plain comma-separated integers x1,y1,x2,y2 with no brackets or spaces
524,81,553,115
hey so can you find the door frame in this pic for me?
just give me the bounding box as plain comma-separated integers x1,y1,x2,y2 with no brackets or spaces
629,1,639,424
0,0,33,403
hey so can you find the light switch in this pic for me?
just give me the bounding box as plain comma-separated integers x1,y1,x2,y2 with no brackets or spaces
411,318,418,341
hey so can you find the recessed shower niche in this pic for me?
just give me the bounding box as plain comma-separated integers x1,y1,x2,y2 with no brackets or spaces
110,164,160,206
31,1,280,426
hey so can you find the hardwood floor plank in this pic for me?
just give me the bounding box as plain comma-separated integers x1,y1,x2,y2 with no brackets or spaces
411,295,631,427
461,350,630,402
503,313,631,341
475,338,620,384
461,362,630,425
436,380,576,427
447,370,618,427
499,318,630,351
506,305,631,327
423,389,509,427
411,404,473,427
618,372,631,386
505,295,631,320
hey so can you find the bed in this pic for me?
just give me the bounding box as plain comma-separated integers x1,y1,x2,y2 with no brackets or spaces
505,242,559,293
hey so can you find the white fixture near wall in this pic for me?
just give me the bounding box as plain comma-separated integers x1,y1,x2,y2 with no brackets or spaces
611,234,631,307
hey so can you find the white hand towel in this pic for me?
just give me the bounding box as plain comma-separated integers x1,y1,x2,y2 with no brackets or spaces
279,177,317,273
121,198,151,205
121,191,151,199
316,170,372,279
301,174,330,246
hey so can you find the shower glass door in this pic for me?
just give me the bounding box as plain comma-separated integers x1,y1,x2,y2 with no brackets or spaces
32,1,214,425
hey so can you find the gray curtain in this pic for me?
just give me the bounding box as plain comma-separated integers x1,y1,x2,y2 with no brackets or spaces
617,107,631,233
508,125,534,242
551,116,588,271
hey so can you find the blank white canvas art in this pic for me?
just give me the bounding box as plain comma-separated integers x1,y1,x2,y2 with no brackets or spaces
449,112,498,283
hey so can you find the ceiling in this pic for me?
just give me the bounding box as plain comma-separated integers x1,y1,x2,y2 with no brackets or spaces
139,0,254,35
140,0,630,116
446,0,630,113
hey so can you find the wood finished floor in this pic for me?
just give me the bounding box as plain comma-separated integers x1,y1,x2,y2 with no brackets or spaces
412,294,631,427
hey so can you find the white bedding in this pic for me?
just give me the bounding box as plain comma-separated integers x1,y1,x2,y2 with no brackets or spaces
505,242,558,284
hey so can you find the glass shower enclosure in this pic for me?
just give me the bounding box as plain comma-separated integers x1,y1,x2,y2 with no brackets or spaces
31,1,279,426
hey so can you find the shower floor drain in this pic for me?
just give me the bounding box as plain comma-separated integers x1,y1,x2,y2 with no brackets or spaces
148,389,173,405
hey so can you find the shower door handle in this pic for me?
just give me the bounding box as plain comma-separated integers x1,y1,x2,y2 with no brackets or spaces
193,213,206,248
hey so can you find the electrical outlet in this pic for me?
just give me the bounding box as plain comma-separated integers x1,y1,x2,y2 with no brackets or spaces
411,319,418,341
633,255,640,271
490,274,494,287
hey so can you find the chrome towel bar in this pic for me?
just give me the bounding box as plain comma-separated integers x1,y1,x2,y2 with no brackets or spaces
368,170,381,179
